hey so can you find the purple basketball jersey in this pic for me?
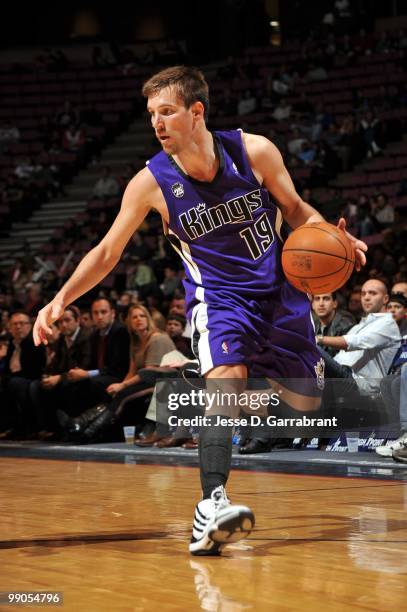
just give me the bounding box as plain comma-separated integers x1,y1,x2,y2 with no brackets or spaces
147,129,286,307
147,129,322,387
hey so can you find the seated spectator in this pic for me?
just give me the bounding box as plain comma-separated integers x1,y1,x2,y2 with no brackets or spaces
166,314,194,359
376,294,407,457
43,322,61,370
287,128,307,155
306,62,328,81
30,305,91,435
2,312,46,437
169,294,191,338
80,309,94,331
105,305,175,397
3,176,25,209
92,45,111,68
135,348,199,448
387,293,407,335
125,232,153,261
272,99,291,121
59,305,175,442
342,197,358,229
160,265,182,298
91,166,120,199
237,90,257,116
336,115,363,171
392,282,407,299
54,101,80,129
360,111,382,158
0,120,20,152
58,298,130,418
126,257,156,299
297,141,316,165
373,193,395,228
271,68,292,95
62,123,85,152
356,198,377,238
14,156,35,182
23,284,44,318
115,292,132,321
312,292,355,356
317,279,401,395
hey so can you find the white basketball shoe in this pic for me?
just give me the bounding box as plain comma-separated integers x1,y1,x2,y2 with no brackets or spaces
189,485,255,556
375,432,407,457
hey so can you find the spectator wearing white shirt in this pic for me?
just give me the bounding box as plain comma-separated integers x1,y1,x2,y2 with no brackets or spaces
237,90,257,116
316,279,401,394
92,166,120,199
373,193,395,227
14,157,35,181
287,128,307,155
0,121,20,152
272,99,291,121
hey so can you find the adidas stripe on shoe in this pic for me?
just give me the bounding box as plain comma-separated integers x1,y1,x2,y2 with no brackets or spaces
189,485,255,556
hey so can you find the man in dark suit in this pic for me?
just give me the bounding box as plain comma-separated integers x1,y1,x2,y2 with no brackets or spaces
64,298,130,412
30,305,92,431
2,311,46,435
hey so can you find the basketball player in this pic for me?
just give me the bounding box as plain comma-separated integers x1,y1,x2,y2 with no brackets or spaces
33,66,367,555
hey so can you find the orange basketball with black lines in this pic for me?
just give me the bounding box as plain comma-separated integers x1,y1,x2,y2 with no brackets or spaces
281,222,355,294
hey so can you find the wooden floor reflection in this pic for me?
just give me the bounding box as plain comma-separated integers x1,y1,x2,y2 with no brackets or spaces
1,457,406,611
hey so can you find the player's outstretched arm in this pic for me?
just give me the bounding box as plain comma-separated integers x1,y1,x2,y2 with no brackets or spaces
33,169,155,345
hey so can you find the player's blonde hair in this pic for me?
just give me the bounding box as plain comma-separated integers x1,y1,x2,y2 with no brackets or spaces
142,65,209,121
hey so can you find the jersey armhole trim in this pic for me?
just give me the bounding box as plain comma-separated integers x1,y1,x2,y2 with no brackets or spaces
238,130,263,189
146,162,173,229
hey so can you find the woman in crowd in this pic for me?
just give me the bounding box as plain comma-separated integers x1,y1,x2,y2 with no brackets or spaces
106,304,175,398
65,304,175,441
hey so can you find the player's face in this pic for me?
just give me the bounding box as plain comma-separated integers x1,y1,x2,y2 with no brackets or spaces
312,294,336,318
147,87,194,155
387,301,406,323
361,281,388,314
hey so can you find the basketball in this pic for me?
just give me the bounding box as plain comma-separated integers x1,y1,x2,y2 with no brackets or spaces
281,222,355,294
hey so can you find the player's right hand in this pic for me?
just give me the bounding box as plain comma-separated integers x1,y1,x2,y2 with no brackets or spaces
33,299,65,346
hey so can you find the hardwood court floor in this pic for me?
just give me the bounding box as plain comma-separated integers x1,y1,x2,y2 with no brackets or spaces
0,457,406,611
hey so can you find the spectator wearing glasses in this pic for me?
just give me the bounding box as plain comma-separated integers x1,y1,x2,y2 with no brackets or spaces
2,312,46,437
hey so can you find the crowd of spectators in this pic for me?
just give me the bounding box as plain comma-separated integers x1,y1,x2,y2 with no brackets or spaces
0,23,407,455
209,25,407,239
1,255,406,452
0,38,163,230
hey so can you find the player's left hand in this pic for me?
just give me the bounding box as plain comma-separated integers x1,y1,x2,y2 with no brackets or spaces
337,218,367,271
